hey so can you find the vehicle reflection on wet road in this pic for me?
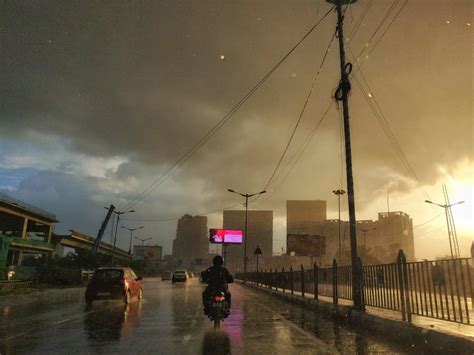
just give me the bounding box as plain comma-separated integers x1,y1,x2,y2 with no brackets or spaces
0,278,412,354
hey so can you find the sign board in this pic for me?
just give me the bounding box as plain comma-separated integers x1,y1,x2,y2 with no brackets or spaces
209,229,243,244
287,234,326,256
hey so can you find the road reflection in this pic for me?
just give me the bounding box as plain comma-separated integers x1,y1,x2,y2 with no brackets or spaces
83,301,142,343
202,329,231,355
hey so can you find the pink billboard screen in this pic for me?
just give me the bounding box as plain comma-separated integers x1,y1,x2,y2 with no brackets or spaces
209,229,243,244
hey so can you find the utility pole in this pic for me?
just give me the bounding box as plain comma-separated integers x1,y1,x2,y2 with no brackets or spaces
425,185,464,259
327,0,363,309
332,189,346,262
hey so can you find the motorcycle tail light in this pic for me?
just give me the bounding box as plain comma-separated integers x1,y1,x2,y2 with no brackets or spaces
214,296,222,301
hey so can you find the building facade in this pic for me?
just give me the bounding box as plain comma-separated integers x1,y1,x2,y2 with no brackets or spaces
223,210,273,272
172,214,208,266
285,199,415,266
286,200,326,235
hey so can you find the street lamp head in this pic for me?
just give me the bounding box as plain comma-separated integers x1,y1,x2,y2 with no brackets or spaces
425,200,433,204
128,209,135,213
227,189,235,193
260,190,267,194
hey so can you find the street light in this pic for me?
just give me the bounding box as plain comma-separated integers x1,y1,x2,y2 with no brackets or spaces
121,226,144,265
358,227,376,255
134,237,152,274
227,188,266,284
425,199,464,259
332,189,346,262
135,236,152,246
110,209,136,266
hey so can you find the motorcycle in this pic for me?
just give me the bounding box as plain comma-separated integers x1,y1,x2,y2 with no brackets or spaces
208,291,228,328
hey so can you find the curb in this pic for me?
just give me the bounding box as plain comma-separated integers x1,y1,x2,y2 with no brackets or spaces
241,281,474,354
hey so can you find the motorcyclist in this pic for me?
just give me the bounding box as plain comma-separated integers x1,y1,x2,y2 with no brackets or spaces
201,255,233,316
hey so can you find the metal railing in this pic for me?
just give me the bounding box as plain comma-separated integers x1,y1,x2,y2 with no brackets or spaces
238,250,474,325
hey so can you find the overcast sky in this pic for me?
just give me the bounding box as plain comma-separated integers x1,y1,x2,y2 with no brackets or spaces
1,0,472,259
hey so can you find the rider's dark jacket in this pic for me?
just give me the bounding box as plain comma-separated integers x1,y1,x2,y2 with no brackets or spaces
201,265,234,290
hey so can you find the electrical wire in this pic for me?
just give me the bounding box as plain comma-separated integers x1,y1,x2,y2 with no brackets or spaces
353,0,400,61
351,0,408,76
261,30,338,193
119,7,335,211
263,101,334,200
122,202,244,223
413,212,444,230
351,65,431,201
347,0,373,42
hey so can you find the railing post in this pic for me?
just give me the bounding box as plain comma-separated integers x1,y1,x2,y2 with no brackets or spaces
301,264,305,298
333,259,338,307
282,267,286,293
264,269,267,287
314,262,318,300
290,266,294,295
397,249,410,322
357,256,365,310
269,268,272,289
276,268,279,291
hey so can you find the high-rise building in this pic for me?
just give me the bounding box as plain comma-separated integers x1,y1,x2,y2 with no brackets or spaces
223,210,273,272
286,200,326,235
172,214,208,266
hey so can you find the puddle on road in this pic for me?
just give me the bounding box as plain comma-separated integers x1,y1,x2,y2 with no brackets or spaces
242,288,422,354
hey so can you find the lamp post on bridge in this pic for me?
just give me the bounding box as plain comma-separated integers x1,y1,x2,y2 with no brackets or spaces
110,209,135,266
332,189,346,262
227,188,266,284
121,225,144,266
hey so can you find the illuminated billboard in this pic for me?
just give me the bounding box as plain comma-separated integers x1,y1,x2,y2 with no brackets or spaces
287,234,326,256
209,229,243,244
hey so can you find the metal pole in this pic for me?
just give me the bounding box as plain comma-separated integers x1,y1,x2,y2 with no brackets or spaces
333,0,362,309
244,194,249,284
128,230,133,266
111,214,120,267
443,206,454,259
256,253,259,272
338,194,341,261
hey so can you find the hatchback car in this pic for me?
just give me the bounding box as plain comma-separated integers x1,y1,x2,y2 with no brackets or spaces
172,269,188,283
85,267,143,305
161,271,172,281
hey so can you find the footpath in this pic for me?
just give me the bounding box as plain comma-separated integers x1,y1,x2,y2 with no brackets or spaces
241,281,474,354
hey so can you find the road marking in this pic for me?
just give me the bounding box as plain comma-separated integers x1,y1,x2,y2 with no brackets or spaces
1,310,95,342
0,332,28,342
181,334,191,344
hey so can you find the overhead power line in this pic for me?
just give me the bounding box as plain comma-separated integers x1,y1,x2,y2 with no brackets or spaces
351,65,431,201
119,7,335,211
262,30,338,192
122,202,244,223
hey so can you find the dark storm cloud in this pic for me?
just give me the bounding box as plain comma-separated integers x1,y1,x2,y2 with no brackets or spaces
1,0,472,218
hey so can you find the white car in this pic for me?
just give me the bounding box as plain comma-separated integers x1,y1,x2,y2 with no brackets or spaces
172,270,188,283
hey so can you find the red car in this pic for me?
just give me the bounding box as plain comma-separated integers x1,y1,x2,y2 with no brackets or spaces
85,267,143,305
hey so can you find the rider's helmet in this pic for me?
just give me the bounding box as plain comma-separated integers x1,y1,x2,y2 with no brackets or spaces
213,255,224,267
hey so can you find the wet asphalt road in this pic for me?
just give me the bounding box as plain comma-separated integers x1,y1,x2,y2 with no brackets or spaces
0,278,412,354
